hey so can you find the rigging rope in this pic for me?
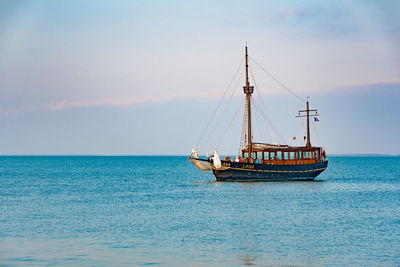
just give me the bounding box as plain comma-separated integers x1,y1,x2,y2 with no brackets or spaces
251,81,279,142
254,98,274,142
239,95,248,153
251,97,288,145
202,63,244,151
249,64,287,144
196,56,245,149
251,98,268,143
216,99,245,150
250,96,268,141
249,56,305,103
196,53,309,154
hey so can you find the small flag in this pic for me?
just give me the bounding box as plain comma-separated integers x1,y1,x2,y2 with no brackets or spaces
314,117,319,122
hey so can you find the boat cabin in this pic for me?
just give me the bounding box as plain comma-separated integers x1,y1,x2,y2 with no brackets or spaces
241,143,325,165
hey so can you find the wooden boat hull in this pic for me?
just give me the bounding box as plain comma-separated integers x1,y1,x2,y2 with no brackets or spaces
213,160,328,181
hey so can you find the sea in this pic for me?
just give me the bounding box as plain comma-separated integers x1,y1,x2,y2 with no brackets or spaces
0,156,399,266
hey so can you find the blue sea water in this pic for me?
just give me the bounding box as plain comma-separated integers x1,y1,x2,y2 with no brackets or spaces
0,156,399,266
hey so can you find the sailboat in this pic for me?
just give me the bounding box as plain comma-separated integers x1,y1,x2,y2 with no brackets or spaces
189,46,328,181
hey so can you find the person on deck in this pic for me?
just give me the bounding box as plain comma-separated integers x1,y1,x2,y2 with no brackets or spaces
255,158,260,164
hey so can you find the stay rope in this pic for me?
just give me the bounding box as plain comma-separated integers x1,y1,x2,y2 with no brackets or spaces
251,97,288,145
215,99,245,150
196,56,245,150
249,64,288,144
202,61,244,151
251,98,269,143
249,56,305,103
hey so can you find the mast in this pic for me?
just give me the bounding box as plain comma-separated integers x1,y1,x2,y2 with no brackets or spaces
306,100,311,148
296,98,318,148
244,46,254,158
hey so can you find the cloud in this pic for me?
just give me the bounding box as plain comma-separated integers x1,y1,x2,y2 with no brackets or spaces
26,78,400,113
45,91,224,111
46,97,165,110
333,78,400,92
282,8,307,16
2,78,398,116
0,91,226,116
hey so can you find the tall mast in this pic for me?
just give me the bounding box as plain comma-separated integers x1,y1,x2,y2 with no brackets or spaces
244,46,254,158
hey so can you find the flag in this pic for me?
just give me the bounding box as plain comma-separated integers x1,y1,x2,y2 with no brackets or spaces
314,117,319,122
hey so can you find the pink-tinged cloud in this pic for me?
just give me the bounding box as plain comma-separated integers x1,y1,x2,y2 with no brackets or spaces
46,79,400,111
282,8,307,16
335,78,400,90
3,79,398,116
45,91,225,111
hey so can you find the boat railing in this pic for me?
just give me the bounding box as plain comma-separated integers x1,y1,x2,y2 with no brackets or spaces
260,158,319,165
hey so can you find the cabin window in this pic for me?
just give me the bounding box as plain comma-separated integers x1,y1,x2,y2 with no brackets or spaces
284,152,289,160
289,152,295,160
244,152,248,158
297,151,302,159
277,151,282,160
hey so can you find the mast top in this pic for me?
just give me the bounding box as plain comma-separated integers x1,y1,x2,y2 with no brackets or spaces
244,46,254,95
296,99,319,148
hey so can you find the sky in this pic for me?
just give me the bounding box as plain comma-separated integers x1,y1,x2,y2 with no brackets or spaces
0,0,399,155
